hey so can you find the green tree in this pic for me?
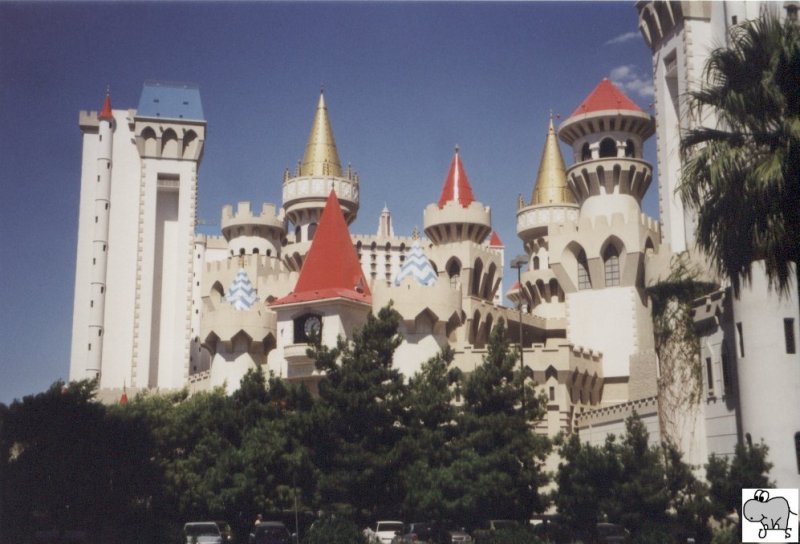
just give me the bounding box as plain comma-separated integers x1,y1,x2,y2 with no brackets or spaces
0,380,160,543
554,433,621,542
706,441,772,524
308,305,406,523
680,14,800,304
398,347,462,521
452,322,550,525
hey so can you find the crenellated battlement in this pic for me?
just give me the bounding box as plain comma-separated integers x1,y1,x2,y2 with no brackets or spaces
423,200,492,245
221,201,285,234
204,254,291,276
352,233,421,247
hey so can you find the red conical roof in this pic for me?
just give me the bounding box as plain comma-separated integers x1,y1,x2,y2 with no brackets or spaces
99,92,113,121
568,79,643,118
272,191,371,306
437,148,476,209
489,231,504,247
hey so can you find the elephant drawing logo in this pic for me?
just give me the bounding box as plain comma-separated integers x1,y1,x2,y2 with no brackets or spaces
742,488,799,542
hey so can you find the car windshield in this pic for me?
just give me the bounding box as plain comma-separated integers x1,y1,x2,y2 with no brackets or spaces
378,522,404,533
185,523,220,536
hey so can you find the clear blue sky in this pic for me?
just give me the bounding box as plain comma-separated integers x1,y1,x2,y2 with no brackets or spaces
0,1,657,405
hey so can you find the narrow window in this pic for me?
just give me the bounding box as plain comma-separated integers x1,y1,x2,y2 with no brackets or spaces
549,386,555,401
581,142,591,161
784,318,796,354
625,139,635,158
577,250,591,290
721,348,731,394
603,246,620,287
98,329,102,337
731,15,738,24
795,432,800,474
253,248,259,255
95,216,98,223
705,357,714,396
308,222,318,241
267,249,272,257
746,432,753,447
533,256,540,270
88,343,91,351
90,300,94,308
100,286,104,294
295,225,302,242
737,322,745,357
239,248,245,256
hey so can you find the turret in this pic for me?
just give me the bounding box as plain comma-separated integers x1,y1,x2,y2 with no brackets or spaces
515,118,577,319
423,147,491,245
87,90,114,379
558,79,654,221
282,91,360,256
221,202,286,258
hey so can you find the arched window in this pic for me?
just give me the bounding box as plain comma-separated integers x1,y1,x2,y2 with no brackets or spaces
308,222,317,241
295,225,302,242
533,256,540,270
603,245,620,287
577,250,591,290
162,129,179,158
239,248,245,256
446,258,461,289
142,126,157,156
471,259,484,296
625,139,635,158
581,142,591,161
253,248,259,254
599,138,617,158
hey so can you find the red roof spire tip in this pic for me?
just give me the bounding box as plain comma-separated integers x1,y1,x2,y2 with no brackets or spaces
568,79,643,119
437,148,477,209
99,87,113,121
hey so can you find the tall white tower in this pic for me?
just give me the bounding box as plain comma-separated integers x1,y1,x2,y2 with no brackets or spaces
70,82,206,392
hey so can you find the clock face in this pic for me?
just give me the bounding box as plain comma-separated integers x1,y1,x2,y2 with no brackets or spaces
304,315,321,338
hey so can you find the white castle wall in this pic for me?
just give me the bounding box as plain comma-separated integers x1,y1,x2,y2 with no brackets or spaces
733,263,799,488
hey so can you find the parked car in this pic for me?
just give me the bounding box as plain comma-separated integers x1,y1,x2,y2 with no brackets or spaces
391,522,436,543
364,521,405,544
472,520,519,543
250,521,294,544
184,522,224,544
438,522,472,544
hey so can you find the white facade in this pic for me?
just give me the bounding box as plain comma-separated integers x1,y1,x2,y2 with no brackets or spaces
638,0,800,487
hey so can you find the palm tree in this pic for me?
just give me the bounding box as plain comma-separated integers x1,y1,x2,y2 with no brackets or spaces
679,14,799,306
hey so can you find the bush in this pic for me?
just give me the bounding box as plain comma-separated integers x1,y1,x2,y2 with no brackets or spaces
302,515,366,544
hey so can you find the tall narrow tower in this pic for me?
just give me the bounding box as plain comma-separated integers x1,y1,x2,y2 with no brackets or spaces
71,82,207,392
516,118,579,321
282,91,359,271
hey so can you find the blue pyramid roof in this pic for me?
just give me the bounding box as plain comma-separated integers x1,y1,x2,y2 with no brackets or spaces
394,241,438,287
226,268,258,310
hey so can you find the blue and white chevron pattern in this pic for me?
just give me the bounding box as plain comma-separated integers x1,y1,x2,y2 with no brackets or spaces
226,268,258,311
394,242,438,287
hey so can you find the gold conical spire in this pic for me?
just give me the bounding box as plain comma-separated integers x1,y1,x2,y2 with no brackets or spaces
300,91,342,177
531,117,576,205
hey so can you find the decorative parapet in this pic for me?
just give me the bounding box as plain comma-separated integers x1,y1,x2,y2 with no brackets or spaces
423,200,492,244
221,202,285,235
199,301,277,348
282,175,359,216
565,157,654,203
575,395,659,428
516,203,580,240
372,278,462,326
691,288,727,332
